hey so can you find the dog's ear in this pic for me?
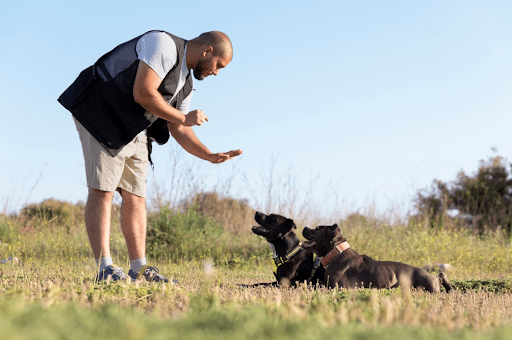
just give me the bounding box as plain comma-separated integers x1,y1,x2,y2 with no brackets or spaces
333,223,342,235
276,218,296,238
284,218,296,230
330,224,344,245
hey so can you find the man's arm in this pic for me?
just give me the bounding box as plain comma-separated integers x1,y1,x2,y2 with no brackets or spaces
133,61,208,127
168,122,242,163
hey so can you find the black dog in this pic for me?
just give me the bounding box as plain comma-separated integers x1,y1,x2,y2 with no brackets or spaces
250,212,325,287
302,224,453,293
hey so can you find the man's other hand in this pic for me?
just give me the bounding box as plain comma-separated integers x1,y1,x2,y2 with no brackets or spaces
208,149,243,164
184,109,209,126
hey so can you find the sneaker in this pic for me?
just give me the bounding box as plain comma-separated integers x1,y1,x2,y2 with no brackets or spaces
128,265,173,283
96,265,127,282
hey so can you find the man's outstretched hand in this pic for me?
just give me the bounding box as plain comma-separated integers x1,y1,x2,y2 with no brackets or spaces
208,149,243,164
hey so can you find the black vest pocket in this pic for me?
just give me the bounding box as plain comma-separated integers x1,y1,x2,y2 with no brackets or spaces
58,66,98,111
99,61,147,129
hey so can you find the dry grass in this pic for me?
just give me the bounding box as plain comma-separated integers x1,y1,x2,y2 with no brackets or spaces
1,261,512,333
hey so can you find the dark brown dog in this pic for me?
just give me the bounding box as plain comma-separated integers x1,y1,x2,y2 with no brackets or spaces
250,212,324,287
302,224,452,293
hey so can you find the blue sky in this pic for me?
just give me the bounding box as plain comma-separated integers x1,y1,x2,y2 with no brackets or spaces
1,1,511,220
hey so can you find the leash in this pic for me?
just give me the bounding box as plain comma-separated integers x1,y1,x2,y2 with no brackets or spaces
307,256,322,283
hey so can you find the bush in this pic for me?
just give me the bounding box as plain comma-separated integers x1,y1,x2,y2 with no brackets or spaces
20,199,85,228
414,155,512,235
146,206,268,266
187,192,255,234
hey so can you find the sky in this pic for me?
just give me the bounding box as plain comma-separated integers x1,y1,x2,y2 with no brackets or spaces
1,0,511,221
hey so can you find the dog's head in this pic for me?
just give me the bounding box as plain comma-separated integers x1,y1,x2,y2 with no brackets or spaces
302,224,345,257
252,211,297,244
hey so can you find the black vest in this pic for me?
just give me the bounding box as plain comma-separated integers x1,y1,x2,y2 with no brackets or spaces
58,31,193,155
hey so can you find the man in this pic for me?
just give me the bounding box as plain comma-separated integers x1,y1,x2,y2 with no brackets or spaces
58,30,242,282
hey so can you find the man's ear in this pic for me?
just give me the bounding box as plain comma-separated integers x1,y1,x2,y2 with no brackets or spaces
203,46,214,57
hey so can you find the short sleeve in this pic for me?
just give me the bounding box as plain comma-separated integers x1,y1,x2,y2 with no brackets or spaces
136,31,177,80
178,91,193,113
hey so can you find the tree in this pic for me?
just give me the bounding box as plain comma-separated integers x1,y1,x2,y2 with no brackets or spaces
414,155,512,234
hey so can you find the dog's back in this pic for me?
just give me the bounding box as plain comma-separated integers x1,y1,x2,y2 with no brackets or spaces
302,224,453,292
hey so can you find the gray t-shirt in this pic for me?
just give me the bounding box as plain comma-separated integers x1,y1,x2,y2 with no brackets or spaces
135,31,193,124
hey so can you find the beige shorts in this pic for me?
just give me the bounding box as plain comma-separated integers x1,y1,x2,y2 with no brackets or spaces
74,118,148,198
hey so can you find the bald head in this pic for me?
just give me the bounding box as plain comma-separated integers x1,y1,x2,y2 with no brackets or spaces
195,31,233,60
186,31,233,80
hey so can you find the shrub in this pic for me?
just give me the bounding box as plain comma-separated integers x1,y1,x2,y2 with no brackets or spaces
20,199,85,228
146,206,268,266
187,192,255,234
414,155,512,235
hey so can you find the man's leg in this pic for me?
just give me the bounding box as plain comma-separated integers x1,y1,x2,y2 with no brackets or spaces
85,188,127,281
74,117,132,281
85,188,115,259
115,134,170,283
119,189,170,283
119,189,147,261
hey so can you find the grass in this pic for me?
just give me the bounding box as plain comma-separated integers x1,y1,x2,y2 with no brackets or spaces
1,199,512,339
336,215,512,279
1,262,512,339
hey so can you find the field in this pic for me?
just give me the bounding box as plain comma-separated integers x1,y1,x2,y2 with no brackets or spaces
1,199,512,339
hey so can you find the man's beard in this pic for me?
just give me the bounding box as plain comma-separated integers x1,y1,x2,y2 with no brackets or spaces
193,58,208,81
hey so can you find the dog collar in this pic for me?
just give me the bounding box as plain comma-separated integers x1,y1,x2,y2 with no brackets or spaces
320,241,350,267
274,242,302,268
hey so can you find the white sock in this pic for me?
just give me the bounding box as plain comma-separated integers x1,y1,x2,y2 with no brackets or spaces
130,258,147,275
96,257,113,272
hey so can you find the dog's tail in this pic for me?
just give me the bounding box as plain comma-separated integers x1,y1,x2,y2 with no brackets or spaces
437,272,453,293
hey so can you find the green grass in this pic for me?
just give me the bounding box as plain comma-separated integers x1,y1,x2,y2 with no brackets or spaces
336,218,512,279
1,262,512,339
2,298,512,340
1,203,512,339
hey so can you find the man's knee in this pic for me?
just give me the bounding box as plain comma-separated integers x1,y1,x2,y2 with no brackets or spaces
87,188,115,204
119,189,146,207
